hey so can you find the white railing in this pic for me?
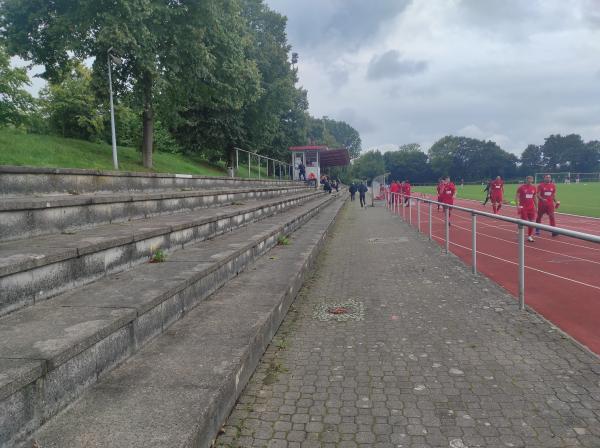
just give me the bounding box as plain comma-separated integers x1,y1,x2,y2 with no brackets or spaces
385,191,600,310
234,147,293,180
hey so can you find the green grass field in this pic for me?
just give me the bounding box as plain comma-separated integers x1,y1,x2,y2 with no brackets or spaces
412,183,600,218
0,128,229,176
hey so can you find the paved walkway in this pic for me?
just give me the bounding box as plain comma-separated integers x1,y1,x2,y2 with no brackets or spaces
215,199,600,448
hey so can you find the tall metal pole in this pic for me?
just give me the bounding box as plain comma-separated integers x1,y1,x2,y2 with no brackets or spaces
444,206,450,254
428,202,432,240
471,214,477,274
258,156,261,180
248,152,251,178
518,224,525,310
236,149,239,174
107,49,118,170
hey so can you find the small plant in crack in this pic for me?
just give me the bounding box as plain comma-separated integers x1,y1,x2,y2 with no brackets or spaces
277,235,291,246
149,249,167,263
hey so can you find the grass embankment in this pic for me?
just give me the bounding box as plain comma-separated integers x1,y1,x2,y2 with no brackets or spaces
0,128,227,176
412,183,600,218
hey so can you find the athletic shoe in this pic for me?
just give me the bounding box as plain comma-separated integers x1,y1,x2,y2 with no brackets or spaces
527,236,534,242
551,232,558,237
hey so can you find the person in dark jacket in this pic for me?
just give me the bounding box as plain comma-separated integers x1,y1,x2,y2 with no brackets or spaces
357,182,368,207
320,175,332,194
298,163,306,181
349,183,357,201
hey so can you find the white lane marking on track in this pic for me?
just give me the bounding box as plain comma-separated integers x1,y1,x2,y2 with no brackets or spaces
430,235,600,292
444,209,600,253
426,213,600,266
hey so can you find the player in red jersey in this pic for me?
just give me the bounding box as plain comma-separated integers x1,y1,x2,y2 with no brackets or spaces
436,178,444,211
535,174,560,237
402,180,411,206
439,176,456,223
489,176,504,214
515,176,538,242
389,180,400,208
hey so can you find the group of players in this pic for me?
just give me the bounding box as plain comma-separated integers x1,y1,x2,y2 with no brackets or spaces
389,180,412,206
480,174,561,242
432,175,560,241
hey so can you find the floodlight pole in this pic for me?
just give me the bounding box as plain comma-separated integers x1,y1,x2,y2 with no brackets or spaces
107,48,119,170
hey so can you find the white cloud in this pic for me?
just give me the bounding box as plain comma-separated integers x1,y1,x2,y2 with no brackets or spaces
268,0,600,155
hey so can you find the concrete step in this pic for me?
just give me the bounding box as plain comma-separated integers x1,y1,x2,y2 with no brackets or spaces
0,193,342,448
0,165,301,197
0,190,323,317
0,185,310,242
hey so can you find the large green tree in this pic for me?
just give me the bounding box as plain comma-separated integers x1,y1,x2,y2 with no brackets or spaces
1,0,260,168
352,150,385,181
383,144,431,183
0,45,34,126
428,135,517,181
322,117,362,159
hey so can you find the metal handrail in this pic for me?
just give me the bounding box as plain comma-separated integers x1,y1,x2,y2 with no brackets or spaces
385,190,600,310
234,147,293,180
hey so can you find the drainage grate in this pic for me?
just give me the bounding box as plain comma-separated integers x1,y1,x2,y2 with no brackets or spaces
313,299,365,322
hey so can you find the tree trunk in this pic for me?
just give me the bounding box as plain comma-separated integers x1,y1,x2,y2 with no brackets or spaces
142,75,154,169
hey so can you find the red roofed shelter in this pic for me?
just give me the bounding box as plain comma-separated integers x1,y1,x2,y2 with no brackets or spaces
289,145,350,181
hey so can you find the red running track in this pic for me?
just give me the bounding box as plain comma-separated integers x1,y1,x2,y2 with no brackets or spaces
388,194,600,355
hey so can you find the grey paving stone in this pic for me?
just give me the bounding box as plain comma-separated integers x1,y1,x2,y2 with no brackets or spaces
216,201,600,448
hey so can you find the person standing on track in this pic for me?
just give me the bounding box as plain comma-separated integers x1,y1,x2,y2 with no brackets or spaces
516,176,538,242
482,178,492,206
439,176,456,224
436,178,444,211
389,180,401,208
535,174,560,237
402,179,411,207
489,176,504,214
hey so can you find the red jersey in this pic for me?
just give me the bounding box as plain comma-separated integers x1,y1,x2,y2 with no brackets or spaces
402,183,411,195
517,184,537,209
440,182,456,202
537,182,556,203
390,183,400,193
490,179,504,194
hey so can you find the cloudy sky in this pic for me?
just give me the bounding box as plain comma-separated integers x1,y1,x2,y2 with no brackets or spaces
266,0,600,155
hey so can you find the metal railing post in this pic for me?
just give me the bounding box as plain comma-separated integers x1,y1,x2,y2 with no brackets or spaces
518,224,525,310
417,199,421,232
471,213,477,274
409,197,412,225
248,152,251,178
236,149,239,174
258,156,261,180
428,202,432,240
401,194,405,220
444,206,450,253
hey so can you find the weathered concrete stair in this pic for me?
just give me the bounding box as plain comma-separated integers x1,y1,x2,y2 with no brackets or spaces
0,193,340,447
0,184,309,241
0,165,301,197
0,189,323,317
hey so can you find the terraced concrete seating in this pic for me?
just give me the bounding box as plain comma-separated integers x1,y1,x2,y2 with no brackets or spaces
0,184,309,241
1,192,339,447
0,189,322,317
0,165,301,196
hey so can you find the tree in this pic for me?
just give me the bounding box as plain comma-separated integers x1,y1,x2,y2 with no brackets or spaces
541,134,586,171
0,44,34,126
428,135,517,181
322,117,362,159
40,63,105,140
520,144,543,175
384,144,430,183
1,0,261,168
352,150,385,181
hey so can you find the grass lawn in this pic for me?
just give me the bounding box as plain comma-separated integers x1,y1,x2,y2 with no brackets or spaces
412,183,600,218
0,128,227,177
